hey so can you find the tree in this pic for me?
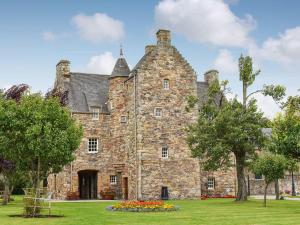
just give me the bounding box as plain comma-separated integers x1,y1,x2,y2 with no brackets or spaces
269,94,300,196
251,153,287,207
14,94,83,189
187,55,285,201
0,84,82,214
0,158,15,205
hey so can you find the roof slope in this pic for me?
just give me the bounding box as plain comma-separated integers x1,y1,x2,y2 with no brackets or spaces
111,57,130,77
66,72,109,113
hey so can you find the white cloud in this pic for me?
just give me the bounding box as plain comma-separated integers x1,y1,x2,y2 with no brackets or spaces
257,27,300,64
72,13,124,43
213,49,238,74
42,31,56,41
155,0,256,47
86,52,116,74
254,94,281,119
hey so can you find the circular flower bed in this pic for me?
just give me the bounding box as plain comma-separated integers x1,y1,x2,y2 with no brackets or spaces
106,200,179,212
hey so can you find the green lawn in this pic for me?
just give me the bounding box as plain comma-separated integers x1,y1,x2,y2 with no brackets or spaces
1,197,300,225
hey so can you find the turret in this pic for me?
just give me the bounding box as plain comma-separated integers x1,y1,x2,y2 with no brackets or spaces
110,47,130,78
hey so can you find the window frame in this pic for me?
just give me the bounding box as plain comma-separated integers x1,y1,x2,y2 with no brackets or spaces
110,175,117,185
163,79,170,90
161,146,169,159
92,108,100,120
154,107,163,118
120,115,127,123
87,138,99,153
207,177,215,190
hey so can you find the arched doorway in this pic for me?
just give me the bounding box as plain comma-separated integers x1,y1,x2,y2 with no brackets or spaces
78,170,98,199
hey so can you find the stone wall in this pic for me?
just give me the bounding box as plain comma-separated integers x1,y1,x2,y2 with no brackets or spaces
132,30,201,199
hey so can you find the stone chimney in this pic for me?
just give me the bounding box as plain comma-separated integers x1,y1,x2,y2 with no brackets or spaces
145,45,156,54
156,29,171,46
55,60,70,88
204,70,219,85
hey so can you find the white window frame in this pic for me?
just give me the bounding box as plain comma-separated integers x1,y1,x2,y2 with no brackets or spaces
161,147,169,159
88,138,98,153
207,177,215,190
154,107,163,118
120,115,127,123
92,108,100,120
110,175,117,185
163,79,170,90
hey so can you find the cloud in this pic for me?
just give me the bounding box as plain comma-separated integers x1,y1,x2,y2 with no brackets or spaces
213,49,238,74
42,31,56,41
155,0,256,47
253,94,281,119
86,52,116,74
72,13,124,43
257,27,300,64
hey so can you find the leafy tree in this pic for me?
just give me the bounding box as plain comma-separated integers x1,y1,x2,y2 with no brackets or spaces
251,153,287,207
187,55,285,201
269,98,300,196
14,94,83,188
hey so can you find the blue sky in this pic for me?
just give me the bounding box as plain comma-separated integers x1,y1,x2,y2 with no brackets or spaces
0,0,299,118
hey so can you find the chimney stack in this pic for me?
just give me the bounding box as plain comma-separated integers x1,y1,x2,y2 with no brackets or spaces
204,70,219,85
156,29,171,46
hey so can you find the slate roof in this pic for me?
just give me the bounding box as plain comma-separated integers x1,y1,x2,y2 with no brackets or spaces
66,72,109,113
111,57,130,77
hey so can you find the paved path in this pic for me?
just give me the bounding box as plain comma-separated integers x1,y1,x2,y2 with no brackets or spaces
251,195,300,200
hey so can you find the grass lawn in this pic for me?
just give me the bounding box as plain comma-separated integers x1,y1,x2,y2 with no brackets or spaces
1,197,300,225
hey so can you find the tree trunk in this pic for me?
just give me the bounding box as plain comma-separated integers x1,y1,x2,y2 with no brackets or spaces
264,183,269,207
235,154,248,201
2,184,9,205
291,171,296,196
275,179,280,200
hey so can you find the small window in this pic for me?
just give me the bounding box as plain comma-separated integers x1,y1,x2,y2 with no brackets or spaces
110,101,114,110
163,79,170,90
255,174,263,180
110,175,117,185
207,177,215,190
88,138,98,153
92,108,99,120
120,116,127,123
154,108,162,117
162,147,169,158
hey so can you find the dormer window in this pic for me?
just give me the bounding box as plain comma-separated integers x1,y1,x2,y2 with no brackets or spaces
92,108,99,120
163,79,170,90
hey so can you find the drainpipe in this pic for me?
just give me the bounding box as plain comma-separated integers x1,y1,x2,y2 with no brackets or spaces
134,71,142,200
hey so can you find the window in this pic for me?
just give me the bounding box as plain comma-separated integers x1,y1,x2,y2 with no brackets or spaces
163,79,170,90
88,138,98,153
255,174,263,180
110,175,117,185
162,147,169,158
92,108,99,120
110,101,114,110
154,108,162,117
120,116,127,123
207,177,215,190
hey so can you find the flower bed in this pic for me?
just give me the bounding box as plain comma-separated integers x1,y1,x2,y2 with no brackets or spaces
106,201,179,212
201,195,236,200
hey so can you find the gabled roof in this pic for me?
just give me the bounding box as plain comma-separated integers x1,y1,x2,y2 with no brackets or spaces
66,72,109,113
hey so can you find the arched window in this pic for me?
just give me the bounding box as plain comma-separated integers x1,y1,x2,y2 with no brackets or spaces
163,79,170,90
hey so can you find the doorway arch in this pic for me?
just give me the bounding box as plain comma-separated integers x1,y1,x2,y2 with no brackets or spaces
78,170,98,199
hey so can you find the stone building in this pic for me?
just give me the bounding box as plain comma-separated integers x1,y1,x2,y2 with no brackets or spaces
47,29,299,200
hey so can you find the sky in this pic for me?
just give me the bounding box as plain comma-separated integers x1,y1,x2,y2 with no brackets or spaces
0,0,299,118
